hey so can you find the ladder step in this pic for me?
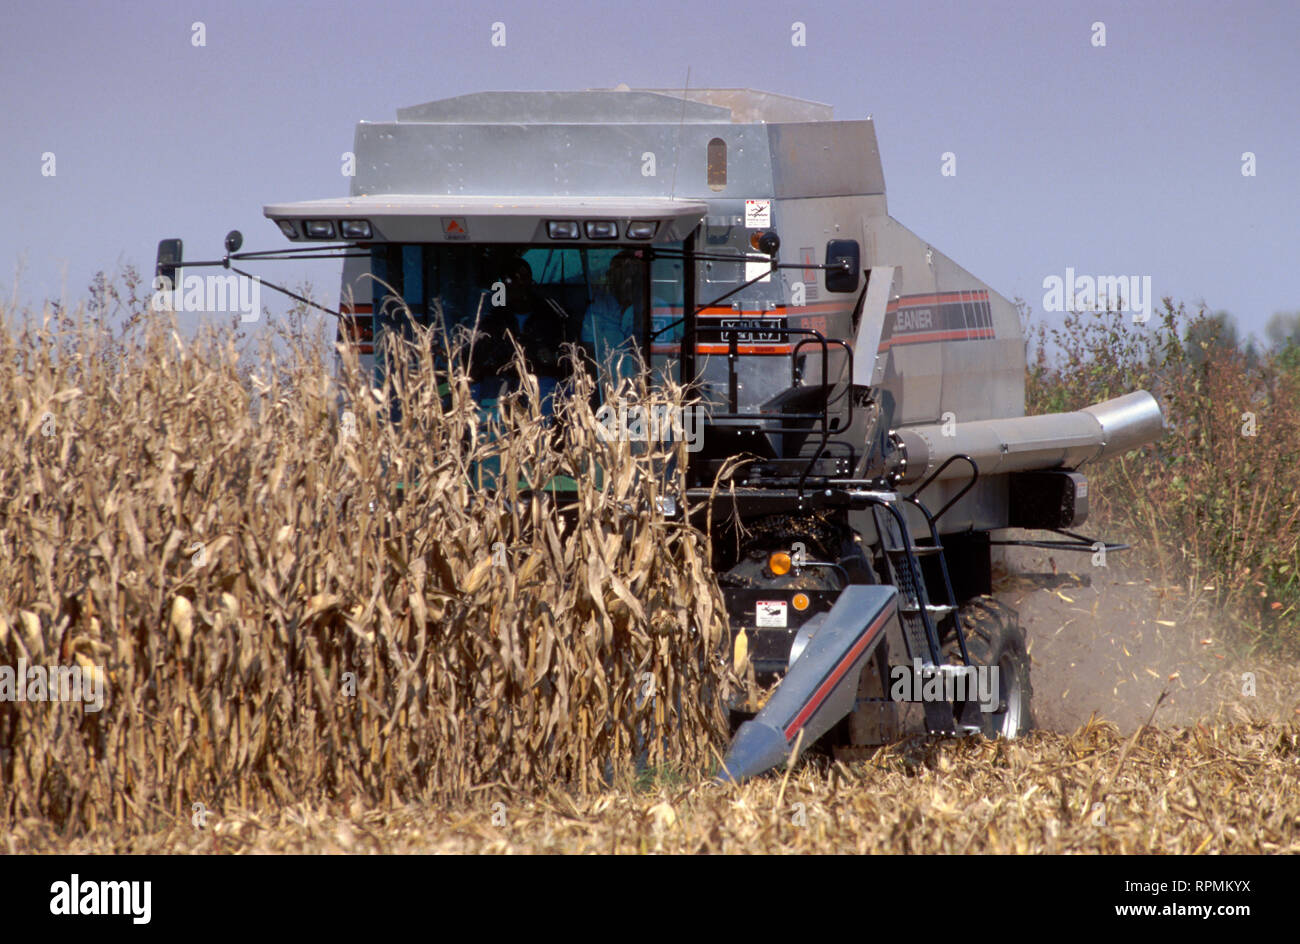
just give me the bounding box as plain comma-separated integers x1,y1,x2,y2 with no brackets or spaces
899,603,957,617
885,545,944,557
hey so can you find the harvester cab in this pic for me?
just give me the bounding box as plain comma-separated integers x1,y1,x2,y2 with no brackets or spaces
157,88,1164,783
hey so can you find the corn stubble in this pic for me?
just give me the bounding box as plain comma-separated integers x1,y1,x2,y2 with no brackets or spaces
0,308,735,837
9,720,1298,853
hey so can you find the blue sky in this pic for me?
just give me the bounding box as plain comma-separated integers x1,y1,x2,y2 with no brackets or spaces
3,0,1296,340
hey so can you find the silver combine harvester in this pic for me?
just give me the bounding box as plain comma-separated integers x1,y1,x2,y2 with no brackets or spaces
157,88,1164,782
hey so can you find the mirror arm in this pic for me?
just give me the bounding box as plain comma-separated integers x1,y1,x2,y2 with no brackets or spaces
225,264,345,319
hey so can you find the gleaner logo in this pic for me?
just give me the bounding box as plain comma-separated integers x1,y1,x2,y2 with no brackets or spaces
49,874,151,924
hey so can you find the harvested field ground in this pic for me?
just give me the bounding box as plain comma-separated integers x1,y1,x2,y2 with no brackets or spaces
998,546,1300,732
12,569,1298,855
11,719,1298,854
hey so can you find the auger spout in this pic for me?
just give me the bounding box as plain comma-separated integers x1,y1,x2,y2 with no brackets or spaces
893,391,1164,485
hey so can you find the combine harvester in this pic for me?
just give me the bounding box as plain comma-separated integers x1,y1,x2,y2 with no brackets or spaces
157,88,1163,783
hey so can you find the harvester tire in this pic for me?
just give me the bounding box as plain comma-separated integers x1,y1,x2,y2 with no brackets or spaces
947,596,1034,738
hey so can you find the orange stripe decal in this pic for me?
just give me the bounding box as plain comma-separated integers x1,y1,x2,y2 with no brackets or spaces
879,328,995,349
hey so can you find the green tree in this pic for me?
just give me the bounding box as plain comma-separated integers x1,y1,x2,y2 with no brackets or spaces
1183,310,1238,366
1264,311,1300,349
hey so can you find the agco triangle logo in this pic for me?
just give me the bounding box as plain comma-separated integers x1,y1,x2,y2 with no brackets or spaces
442,217,468,240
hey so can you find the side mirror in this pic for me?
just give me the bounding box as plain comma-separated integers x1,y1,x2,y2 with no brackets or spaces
825,239,860,293
225,230,243,254
155,238,183,289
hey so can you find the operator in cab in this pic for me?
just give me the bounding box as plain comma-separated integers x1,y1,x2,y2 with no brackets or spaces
582,250,679,394
468,254,568,411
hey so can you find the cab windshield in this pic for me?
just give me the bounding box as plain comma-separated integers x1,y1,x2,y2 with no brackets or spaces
369,243,685,398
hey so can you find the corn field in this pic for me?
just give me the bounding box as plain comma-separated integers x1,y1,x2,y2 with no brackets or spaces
4,295,1297,854
0,304,735,837
10,718,1298,854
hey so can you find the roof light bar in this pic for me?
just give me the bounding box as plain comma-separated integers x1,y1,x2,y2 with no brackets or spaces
584,220,618,239
303,220,336,239
546,220,581,239
339,219,373,240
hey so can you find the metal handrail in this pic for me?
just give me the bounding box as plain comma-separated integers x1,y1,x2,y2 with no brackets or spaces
906,454,979,524
687,322,856,493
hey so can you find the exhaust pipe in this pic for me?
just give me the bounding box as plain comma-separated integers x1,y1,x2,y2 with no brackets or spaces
717,585,898,784
894,390,1163,484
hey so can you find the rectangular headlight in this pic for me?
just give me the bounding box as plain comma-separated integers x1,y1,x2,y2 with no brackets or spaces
276,220,299,239
303,220,336,239
626,220,658,239
339,219,372,239
585,220,618,240
547,220,580,239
